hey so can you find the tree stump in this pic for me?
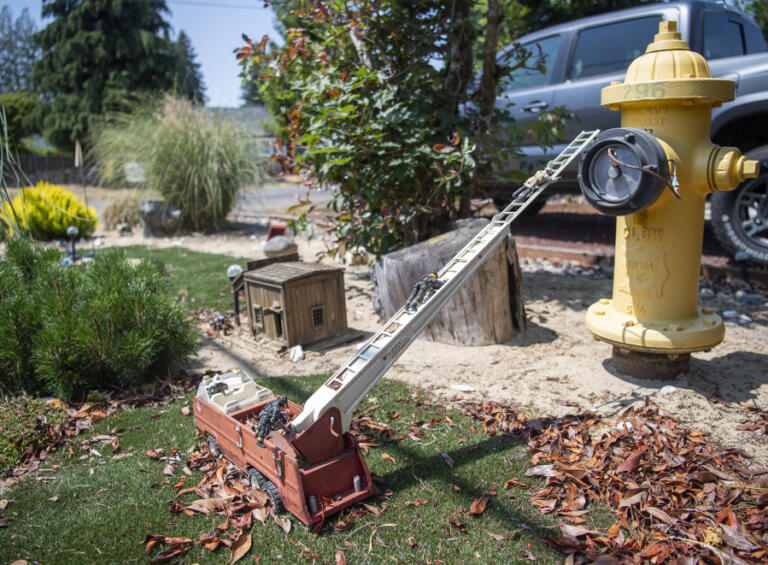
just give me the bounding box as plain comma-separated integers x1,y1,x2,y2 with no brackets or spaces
370,218,526,345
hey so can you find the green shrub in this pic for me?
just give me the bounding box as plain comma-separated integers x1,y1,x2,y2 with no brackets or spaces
92,95,262,231
0,92,41,151
0,238,198,399
0,395,68,476
0,181,98,240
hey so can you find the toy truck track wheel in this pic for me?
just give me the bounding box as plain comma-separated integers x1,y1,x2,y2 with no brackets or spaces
263,479,285,514
247,468,265,489
710,146,768,265
207,434,220,457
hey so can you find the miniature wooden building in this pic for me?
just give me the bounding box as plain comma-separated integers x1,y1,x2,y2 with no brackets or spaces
243,261,347,347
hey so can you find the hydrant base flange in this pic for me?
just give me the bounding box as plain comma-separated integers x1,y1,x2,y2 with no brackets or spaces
611,346,690,379
585,300,724,354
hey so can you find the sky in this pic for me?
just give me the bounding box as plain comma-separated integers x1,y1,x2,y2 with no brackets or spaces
6,0,280,107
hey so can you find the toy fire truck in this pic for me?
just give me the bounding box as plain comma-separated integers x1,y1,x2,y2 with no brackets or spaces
193,132,599,526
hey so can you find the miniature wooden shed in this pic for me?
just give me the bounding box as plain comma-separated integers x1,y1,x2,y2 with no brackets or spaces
243,261,347,347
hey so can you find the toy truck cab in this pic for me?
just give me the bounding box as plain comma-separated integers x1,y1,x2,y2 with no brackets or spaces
193,370,372,526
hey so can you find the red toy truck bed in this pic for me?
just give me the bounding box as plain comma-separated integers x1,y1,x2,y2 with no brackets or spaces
193,370,373,526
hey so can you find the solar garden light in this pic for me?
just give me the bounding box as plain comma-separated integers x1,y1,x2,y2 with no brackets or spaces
227,264,244,325
66,225,79,260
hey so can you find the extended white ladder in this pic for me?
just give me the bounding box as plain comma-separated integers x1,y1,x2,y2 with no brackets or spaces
291,130,600,433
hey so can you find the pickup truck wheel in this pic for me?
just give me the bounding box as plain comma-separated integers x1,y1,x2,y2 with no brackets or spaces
207,434,220,457
247,468,265,489
711,146,768,265
262,479,285,514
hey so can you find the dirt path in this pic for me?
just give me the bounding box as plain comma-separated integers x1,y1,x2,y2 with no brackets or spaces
84,223,768,468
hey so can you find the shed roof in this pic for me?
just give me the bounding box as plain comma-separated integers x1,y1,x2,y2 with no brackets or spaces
243,261,344,285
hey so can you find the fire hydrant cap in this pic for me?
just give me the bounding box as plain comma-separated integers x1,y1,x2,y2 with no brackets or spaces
602,21,734,109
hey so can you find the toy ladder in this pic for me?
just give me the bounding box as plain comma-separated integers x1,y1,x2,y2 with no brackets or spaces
292,130,600,433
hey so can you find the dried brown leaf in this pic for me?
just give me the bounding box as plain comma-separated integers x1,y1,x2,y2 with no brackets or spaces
149,545,190,564
229,532,252,564
470,495,490,516
644,506,676,525
273,513,291,534
560,524,599,539
335,550,347,565
616,445,646,473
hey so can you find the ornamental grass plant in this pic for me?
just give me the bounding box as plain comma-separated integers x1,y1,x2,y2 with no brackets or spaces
92,95,262,231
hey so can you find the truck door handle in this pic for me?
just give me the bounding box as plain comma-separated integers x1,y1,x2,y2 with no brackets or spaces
523,101,549,113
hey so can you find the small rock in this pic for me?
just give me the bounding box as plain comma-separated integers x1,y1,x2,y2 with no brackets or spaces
659,385,678,396
738,314,753,325
717,291,733,300
449,384,475,392
263,235,298,257
730,277,750,290
722,310,740,319
116,223,132,235
736,291,766,305
699,288,715,298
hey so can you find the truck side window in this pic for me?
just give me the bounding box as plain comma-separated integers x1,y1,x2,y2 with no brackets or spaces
703,13,746,59
743,20,767,54
498,35,560,91
569,16,662,80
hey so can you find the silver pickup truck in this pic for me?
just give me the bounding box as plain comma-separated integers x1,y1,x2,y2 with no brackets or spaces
494,1,768,264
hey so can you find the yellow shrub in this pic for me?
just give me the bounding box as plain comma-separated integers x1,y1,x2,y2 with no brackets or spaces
0,182,98,240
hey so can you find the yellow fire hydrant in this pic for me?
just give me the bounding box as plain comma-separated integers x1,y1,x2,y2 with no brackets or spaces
579,21,760,378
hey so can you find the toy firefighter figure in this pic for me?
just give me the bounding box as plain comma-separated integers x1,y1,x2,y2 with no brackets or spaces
405,273,444,312
255,396,288,447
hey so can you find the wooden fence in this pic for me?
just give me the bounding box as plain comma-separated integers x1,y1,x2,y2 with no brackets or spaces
2,154,93,186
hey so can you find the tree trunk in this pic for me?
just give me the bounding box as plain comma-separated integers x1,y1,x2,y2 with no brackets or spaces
370,218,526,345
442,0,474,113
476,0,501,138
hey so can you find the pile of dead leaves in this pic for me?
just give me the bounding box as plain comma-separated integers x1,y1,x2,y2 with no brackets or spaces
0,401,118,489
0,371,203,488
464,398,767,564
142,442,289,563
142,438,393,563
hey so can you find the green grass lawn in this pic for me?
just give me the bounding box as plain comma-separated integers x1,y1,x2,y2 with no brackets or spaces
116,245,251,313
0,375,585,564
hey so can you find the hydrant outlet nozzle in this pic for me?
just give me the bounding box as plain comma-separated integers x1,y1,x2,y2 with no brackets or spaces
709,147,761,192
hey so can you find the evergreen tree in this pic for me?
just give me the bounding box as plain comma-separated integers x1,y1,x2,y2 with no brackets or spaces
172,30,205,103
0,6,39,93
33,0,176,150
